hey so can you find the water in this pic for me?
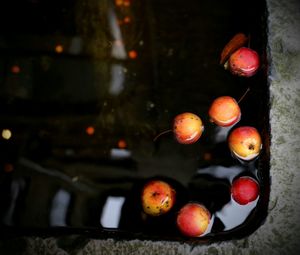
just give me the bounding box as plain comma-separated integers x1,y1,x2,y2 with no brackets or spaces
0,0,269,242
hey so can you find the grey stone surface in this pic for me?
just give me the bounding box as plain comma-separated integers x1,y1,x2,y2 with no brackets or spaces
1,0,300,254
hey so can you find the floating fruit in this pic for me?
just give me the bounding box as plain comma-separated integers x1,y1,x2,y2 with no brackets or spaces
176,203,211,237
228,47,260,77
231,176,260,205
173,112,204,144
141,180,176,216
220,33,248,65
228,126,262,161
154,112,204,144
208,96,241,127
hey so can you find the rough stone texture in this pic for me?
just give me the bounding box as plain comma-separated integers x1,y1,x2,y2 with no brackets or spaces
1,0,300,254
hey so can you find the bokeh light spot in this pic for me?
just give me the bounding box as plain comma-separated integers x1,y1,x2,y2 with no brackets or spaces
124,16,131,23
2,129,12,140
11,65,21,74
118,139,127,149
4,163,14,173
55,44,64,53
128,50,137,59
86,126,95,136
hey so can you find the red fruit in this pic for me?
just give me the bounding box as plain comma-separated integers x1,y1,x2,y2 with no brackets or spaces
141,180,176,216
228,47,260,77
173,112,204,144
208,96,241,127
176,203,211,237
231,176,260,205
228,126,262,161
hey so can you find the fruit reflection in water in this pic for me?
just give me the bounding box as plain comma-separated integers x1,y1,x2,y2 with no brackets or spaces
208,96,241,127
176,203,211,237
228,126,262,161
141,180,176,216
231,176,260,205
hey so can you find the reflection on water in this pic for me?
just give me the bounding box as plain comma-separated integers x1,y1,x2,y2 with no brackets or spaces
109,64,126,95
108,4,127,59
0,0,269,241
100,196,125,228
50,189,71,227
194,164,259,232
216,198,258,231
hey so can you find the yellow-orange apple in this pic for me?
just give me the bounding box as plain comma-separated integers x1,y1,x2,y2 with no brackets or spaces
208,96,241,127
141,180,176,216
228,126,262,161
176,203,211,237
173,112,204,144
231,176,260,205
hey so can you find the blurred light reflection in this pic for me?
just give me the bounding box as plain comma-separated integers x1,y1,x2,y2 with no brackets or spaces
50,189,71,226
124,16,131,23
215,197,258,230
100,196,125,228
110,148,131,159
108,6,126,59
86,126,95,135
109,64,125,95
115,0,123,6
123,0,131,7
69,37,82,55
118,139,127,149
128,50,137,59
197,165,244,182
55,44,64,53
2,179,26,226
4,163,14,173
11,65,20,74
2,129,12,140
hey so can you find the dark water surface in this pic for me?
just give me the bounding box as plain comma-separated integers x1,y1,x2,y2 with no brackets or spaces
0,0,269,242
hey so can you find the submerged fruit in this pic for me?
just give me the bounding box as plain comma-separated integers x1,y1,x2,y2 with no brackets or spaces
173,112,204,144
208,96,241,127
141,180,176,216
176,203,211,237
228,47,260,77
231,176,260,205
228,126,262,161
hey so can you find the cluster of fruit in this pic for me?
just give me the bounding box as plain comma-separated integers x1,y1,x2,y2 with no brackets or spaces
142,33,262,237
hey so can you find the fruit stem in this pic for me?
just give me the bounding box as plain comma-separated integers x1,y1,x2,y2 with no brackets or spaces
153,129,172,142
237,87,250,104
